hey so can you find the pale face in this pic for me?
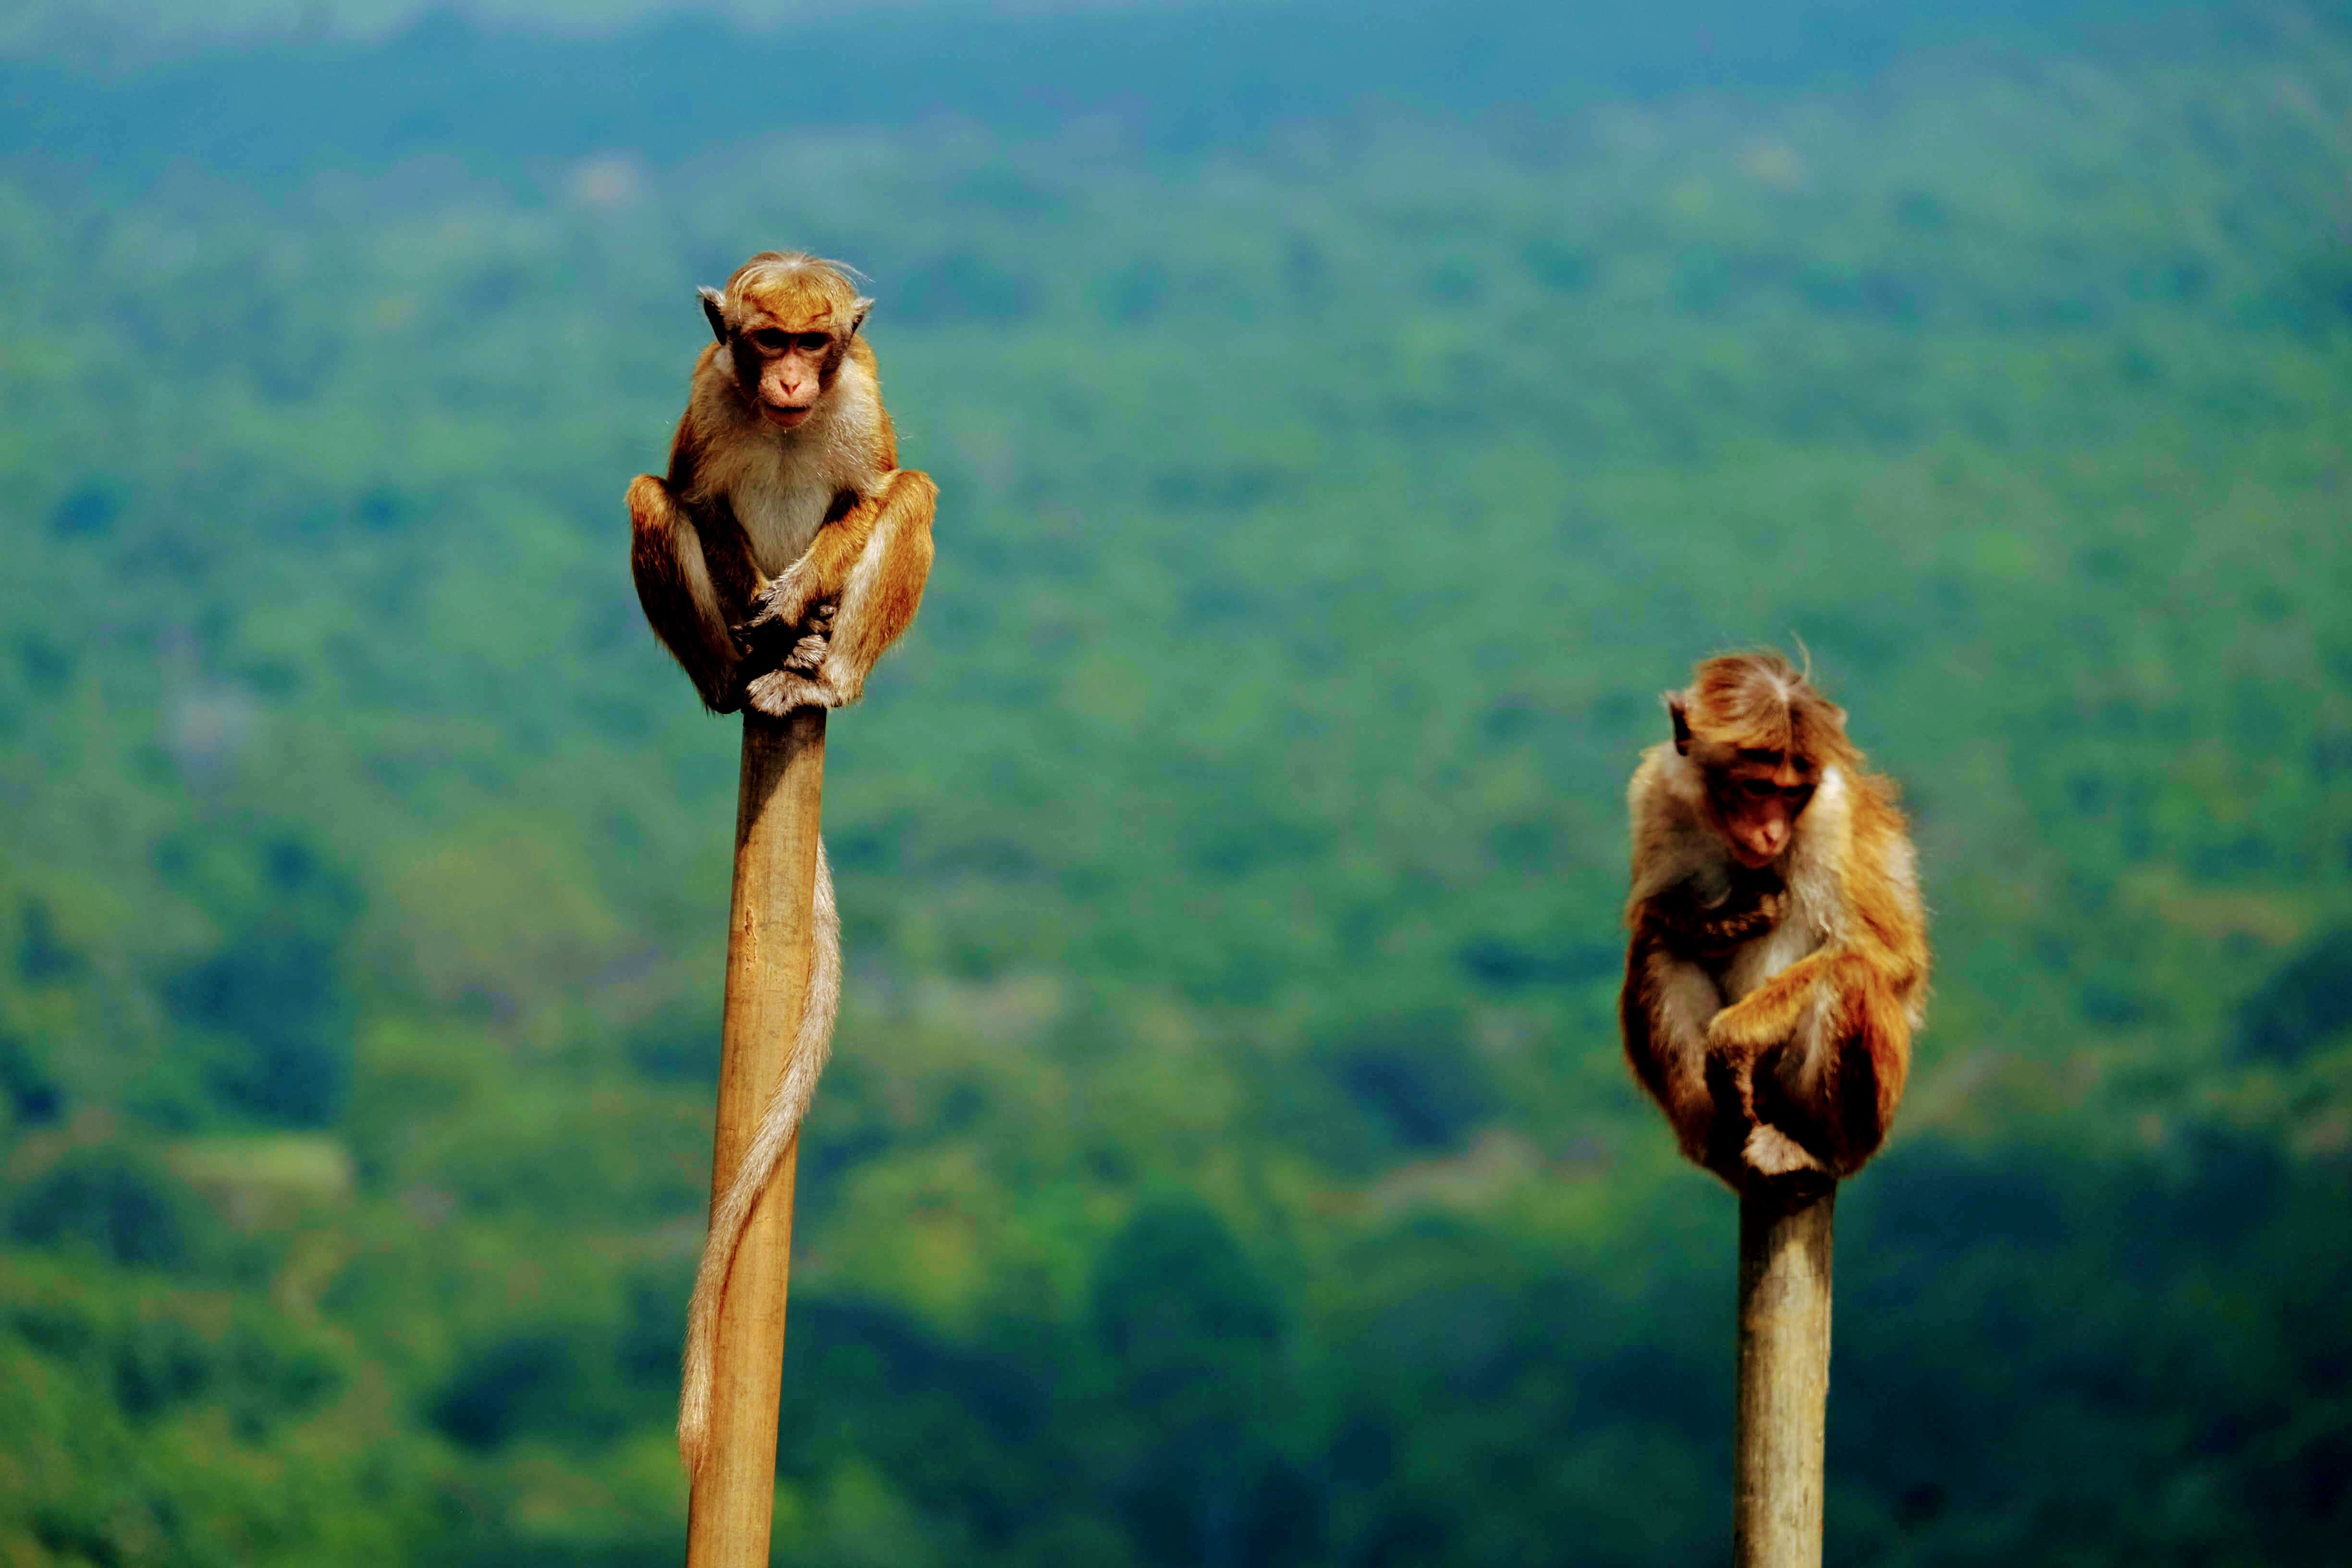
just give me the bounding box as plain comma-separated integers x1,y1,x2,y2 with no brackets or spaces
740,324,841,429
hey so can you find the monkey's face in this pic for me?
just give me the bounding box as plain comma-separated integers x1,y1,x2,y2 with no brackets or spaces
704,261,871,432
740,326,842,429
1704,752,1818,869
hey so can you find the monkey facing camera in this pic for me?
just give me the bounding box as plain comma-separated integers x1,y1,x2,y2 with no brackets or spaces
622,251,939,1474
625,250,936,719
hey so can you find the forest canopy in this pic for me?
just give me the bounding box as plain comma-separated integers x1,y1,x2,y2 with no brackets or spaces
1,2,2349,1563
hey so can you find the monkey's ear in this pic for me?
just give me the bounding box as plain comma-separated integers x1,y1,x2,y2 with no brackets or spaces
847,298,873,339
1665,692,1693,755
698,287,729,344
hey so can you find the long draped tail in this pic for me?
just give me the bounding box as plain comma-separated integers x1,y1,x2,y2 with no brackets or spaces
676,840,842,1473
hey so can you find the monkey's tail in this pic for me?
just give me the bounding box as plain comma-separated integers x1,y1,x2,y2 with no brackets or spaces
677,839,842,1475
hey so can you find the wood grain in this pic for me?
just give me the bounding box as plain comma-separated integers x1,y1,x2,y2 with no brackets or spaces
1734,1184,1836,1568
684,706,827,1568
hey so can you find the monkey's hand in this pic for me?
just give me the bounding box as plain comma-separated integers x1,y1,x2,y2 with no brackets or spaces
734,596,839,715
771,601,835,676
736,566,829,651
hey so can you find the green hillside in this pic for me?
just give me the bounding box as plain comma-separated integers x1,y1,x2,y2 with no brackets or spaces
2,10,2350,1565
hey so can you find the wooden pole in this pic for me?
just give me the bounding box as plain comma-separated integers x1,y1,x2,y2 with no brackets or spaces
684,706,827,1568
1733,1183,1836,1568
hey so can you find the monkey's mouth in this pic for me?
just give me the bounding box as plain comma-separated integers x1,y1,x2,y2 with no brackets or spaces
762,404,814,429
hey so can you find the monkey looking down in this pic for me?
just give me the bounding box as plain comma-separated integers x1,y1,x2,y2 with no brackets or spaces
624,251,937,1476
1619,650,1929,1194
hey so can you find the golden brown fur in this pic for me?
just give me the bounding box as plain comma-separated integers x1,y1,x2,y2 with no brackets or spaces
625,250,937,717
623,252,936,1475
1619,651,1928,1193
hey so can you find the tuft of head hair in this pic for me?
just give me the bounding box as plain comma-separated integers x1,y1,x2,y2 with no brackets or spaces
720,250,874,331
1666,648,1858,772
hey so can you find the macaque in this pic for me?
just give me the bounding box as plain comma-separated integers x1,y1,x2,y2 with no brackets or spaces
625,249,937,718
623,252,935,1474
1619,651,1928,1194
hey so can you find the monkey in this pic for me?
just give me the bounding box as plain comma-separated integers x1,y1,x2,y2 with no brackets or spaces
1618,650,1928,1195
625,249,936,719
623,252,935,1474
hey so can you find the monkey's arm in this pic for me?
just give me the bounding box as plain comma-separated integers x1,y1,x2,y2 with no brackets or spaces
743,469,938,716
737,483,890,639
1628,917,1830,1188
1707,925,1923,1054
1621,921,1744,1180
1706,948,1843,1053
626,473,744,713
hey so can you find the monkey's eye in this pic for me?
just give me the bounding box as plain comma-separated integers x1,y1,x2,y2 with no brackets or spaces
795,333,832,354
1740,779,1778,801
749,329,789,353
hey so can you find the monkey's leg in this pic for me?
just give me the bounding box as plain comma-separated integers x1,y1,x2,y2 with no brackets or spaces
1684,1011,1825,1188
1740,1013,1833,1186
814,468,936,704
1805,967,1911,1176
1705,951,1847,1188
745,469,937,717
1689,1056,1822,1198
1740,955,1908,1178
627,474,743,712
1625,942,1742,1180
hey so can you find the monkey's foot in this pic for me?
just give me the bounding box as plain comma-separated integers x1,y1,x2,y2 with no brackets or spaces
1741,1124,1827,1180
777,629,830,676
743,668,845,716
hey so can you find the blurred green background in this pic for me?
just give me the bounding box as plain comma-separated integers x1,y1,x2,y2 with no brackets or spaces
3,1,2349,1562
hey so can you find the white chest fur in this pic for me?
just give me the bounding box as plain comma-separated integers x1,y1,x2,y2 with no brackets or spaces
694,356,886,577
727,456,841,576
1720,907,1824,1002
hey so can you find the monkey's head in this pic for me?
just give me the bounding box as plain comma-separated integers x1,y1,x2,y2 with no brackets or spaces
1666,649,1857,869
700,251,874,432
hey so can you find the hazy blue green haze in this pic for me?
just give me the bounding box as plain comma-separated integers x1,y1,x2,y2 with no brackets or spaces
2,2,2349,1563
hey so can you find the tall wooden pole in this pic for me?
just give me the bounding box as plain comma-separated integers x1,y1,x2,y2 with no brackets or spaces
685,706,827,1568
1733,1184,1836,1568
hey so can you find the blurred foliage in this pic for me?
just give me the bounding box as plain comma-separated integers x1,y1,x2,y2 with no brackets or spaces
7,1146,225,1272
2,1,2351,1563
